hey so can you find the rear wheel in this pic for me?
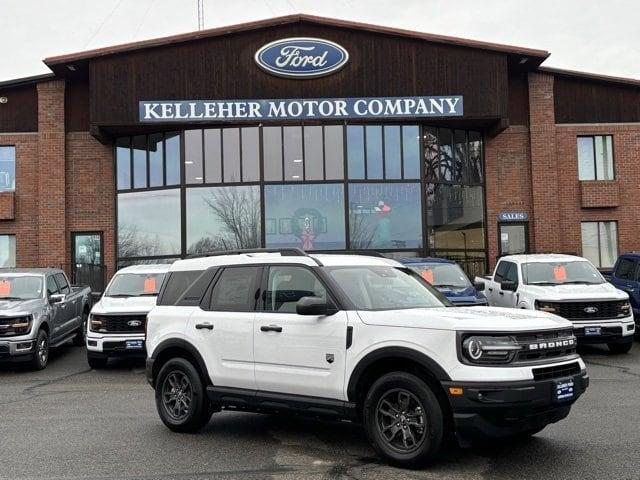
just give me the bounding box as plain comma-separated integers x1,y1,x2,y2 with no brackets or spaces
29,329,49,370
363,372,445,468
608,341,633,354
155,358,212,433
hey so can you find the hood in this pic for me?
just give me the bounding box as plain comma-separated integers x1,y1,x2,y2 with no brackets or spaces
357,306,572,332
92,295,158,315
525,282,628,301
0,298,43,315
436,285,487,304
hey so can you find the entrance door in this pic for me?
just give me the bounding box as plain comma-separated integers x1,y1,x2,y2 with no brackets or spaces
72,232,105,292
499,223,529,256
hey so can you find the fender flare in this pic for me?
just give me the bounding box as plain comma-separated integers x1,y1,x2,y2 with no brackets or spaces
346,346,451,402
150,338,211,386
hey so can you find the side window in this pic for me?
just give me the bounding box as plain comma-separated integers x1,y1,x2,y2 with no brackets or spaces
504,262,519,284
158,270,204,305
616,259,636,281
54,273,70,294
46,276,59,296
264,266,328,313
494,261,509,282
208,266,260,312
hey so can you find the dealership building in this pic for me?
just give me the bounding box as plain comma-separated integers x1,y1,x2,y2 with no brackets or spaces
0,14,638,290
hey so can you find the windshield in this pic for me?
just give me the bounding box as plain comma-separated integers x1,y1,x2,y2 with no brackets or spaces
0,275,44,300
105,273,166,297
327,266,448,310
408,263,471,289
522,261,604,285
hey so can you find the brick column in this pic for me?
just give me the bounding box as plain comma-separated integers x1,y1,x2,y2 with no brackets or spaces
37,80,66,269
528,72,560,252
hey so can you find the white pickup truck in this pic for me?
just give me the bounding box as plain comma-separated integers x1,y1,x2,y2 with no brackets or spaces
477,254,635,353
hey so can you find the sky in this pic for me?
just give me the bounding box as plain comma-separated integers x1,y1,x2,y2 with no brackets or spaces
1,0,638,82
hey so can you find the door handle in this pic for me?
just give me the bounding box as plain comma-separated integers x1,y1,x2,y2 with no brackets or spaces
498,291,504,296
260,325,283,333
195,323,214,330
488,288,493,292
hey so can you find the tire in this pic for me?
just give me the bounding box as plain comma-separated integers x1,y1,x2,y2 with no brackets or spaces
362,372,445,468
29,329,49,370
608,341,633,354
73,310,89,347
155,357,212,433
87,356,108,369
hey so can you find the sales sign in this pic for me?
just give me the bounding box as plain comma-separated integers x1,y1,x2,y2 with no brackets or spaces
139,96,464,123
498,212,529,222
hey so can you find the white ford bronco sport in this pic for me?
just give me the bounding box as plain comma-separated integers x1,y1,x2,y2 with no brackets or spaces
146,249,589,467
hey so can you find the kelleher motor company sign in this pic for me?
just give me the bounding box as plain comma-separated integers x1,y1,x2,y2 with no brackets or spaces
139,96,464,123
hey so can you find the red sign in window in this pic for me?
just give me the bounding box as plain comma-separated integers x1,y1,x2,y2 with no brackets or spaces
0,280,11,296
553,265,567,282
143,277,157,293
421,269,434,284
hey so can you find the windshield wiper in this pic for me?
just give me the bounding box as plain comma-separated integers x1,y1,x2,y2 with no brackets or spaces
106,293,135,298
433,284,466,289
527,281,561,286
138,293,158,296
0,296,24,300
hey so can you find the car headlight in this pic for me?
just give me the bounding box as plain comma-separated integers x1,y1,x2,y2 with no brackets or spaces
535,300,557,313
620,301,631,317
0,316,33,336
89,314,105,333
461,335,522,364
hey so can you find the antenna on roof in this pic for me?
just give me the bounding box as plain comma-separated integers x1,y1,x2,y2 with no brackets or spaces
197,0,205,30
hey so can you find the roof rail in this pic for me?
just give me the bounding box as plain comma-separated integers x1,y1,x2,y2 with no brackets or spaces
346,250,388,258
185,248,324,266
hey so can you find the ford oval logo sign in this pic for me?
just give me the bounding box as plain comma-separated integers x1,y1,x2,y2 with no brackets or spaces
127,320,142,327
255,37,349,79
584,306,599,314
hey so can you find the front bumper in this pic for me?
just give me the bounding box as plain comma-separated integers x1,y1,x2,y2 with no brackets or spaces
572,317,635,344
86,333,146,358
443,369,589,439
0,338,36,362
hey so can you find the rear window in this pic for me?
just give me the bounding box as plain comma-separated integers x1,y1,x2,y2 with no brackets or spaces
158,270,204,305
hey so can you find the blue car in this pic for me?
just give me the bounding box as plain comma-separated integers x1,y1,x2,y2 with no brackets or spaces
399,257,488,306
604,252,640,334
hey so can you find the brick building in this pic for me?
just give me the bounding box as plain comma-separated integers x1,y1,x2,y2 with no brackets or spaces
0,15,638,291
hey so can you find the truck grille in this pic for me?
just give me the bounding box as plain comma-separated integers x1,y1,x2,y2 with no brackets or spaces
0,344,9,356
532,361,581,381
92,314,147,333
546,300,627,321
514,329,577,363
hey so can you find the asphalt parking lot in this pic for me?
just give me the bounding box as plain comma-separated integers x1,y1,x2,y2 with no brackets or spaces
1,343,639,480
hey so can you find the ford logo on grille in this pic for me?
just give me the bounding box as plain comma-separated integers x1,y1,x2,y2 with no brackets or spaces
584,306,599,314
127,320,142,327
255,37,349,78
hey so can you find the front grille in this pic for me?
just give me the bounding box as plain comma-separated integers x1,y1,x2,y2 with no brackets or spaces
0,316,31,337
547,300,627,321
532,361,581,381
514,329,577,362
0,344,9,356
92,314,147,333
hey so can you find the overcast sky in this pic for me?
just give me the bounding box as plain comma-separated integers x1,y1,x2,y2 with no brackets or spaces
1,0,638,82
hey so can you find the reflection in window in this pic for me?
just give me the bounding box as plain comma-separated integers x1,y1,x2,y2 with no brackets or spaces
577,135,614,181
366,126,383,179
186,186,261,254
349,183,422,249
324,126,344,180
185,129,203,184
304,126,324,181
0,146,16,192
384,126,401,179
223,128,241,182
165,132,181,185
429,250,487,278
0,234,16,267
347,126,365,179
468,131,483,183
427,184,485,251
132,135,147,188
263,127,283,181
117,189,181,257
402,126,420,179
284,126,303,181
241,127,260,182
423,127,438,181
204,129,222,183
116,138,131,190
149,133,164,187
265,184,346,250
581,221,617,268
438,128,454,182
453,130,467,184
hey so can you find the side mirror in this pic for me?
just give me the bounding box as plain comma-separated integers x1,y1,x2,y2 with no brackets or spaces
500,280,517,292
473,281,485,291
296,296,338,316
49,293,66,304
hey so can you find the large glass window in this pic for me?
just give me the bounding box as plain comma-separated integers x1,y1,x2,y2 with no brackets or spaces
402,125,421,179
283,126,303,181
263,127,283,181
186,185,261,254
581,221,618,268
384,126,402,179
132,135,147,188
0,146,16,192
324,125,344,180
0,235,16,267
116,138,131,190
578,135,614,181
185,129,204,184
117,189,181,258
148,133,164,187
347,125,365,179
304,126,324,181
366,126,383,179
265,184,346,250
165,132,181,185
349,183,422,249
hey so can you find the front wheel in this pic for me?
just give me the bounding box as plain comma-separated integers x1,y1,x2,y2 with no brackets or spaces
363,372,445,468
29,329,49,370
608,341,633,354
155,358,212,433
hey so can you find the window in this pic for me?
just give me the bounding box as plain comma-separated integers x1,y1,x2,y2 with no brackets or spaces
577,135,614,181
265,184,346,250
149,133,164,187
349,183,422,249
54,273,70,294
264,266,328,313
132,135,147,188
0,235,16,267
494,261,517,284
46,276,59,296
0,146,16,191
186,186,260,254
117,189,181,258
116,138,131,190
615,258,637,281
581,221,618,268
185,129,204,184
158,270,205,305
116,133,181,190
209,267,260,311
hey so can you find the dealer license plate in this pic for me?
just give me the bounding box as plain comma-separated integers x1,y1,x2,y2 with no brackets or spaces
584,327,601,336
555,379,575,402
125,340,144,350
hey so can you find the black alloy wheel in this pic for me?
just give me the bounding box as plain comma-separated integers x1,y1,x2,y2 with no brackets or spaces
375,388,427,454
